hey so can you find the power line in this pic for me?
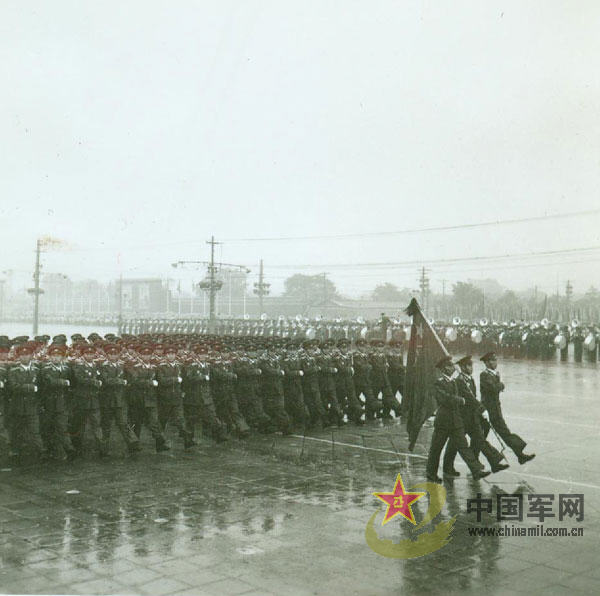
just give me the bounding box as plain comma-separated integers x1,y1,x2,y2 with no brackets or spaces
265,245,600,270
222,208,600,242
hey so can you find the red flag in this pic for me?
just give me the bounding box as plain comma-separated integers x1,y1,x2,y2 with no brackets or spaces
404,298,449,451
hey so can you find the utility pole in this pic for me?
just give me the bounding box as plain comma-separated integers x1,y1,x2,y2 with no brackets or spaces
418,267,430,313
565,279,573,320
27,239,44,336
253,259,270,314
173,236,249,331
207,235,219,323
441,279,448,319
321,272,328,306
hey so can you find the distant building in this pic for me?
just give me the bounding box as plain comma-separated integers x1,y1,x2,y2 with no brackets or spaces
119,278,168,313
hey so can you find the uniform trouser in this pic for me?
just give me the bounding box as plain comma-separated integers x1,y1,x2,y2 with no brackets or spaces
574,345,583,362
484,399,526,456
319,375,343,423
69,406,102,453
354,376,380,418
236,380,270,430
199,389,228,440
158,400,192,443
183,403,202,440
130,402,165,443
100,405,138,454
9,411,43,456
372,379,399,416
426,424,484,477
560,347,569,361
212,385,250,435
443,414,504,471
262,383,292,433
40,398,73,458
283,380,309,427
388,370,404,399
301,376,326,426
334,375,362,422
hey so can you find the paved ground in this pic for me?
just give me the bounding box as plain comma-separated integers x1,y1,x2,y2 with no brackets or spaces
1,357,599,595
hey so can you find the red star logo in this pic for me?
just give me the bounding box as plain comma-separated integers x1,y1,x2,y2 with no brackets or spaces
373,473,426,525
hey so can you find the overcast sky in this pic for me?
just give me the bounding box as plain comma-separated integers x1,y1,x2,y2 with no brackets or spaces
2,1,599,297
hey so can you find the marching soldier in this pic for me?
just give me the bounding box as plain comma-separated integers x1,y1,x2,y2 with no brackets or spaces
258,346,292,433
426,356,490,483
332,338,363,425
155,346,194,448
369,339,398,420
97,344,140,456
6,343,43,459
69,345,104,456
38,344,74,460
281,343,310,429
352,339,379,420
125,345,169,452
233,348,271,432
316,340,343,426
442,355,509,476
299,340,326,429
386,340,405,414
210,351,251,437
479,352,535,464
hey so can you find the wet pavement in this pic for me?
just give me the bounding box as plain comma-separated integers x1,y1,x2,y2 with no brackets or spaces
1,357,599,595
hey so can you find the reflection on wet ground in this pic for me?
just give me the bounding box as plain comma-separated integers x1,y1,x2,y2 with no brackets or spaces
1,358,599,595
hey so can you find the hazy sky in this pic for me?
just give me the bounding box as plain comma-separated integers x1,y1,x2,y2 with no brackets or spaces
2,1,600,297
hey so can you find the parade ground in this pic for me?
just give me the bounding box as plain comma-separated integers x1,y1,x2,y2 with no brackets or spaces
1,356,599,596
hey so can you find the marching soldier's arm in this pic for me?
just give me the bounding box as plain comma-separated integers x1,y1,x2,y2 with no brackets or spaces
479,370,501,399
433,378,463,408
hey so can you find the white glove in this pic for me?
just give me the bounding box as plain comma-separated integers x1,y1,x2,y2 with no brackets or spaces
298,370,304,377
177,376,182,383
152,380,158,387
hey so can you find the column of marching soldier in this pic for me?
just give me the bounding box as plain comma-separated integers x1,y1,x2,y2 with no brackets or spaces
0,332,535,483
0,333,404,461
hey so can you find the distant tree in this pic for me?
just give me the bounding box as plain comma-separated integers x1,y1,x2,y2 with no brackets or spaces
452,281,484,318
371,283,406,302
283,274,338,306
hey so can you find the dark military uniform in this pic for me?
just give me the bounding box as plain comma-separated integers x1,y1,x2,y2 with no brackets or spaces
386,345,405,412
210,359,250,437
442,370,505,473
7,361,43,457
281,350,310,428
369,347,398,419
155,359,193,448
0,362,10,446
316,349,343,426
426,372,485,480
331,345,363,424
299,348,326,428
125,358,168,451
572,329,584,362
183,359,227,442
97,358,140,455
352,346,379,419
258,352,292,433
38,359,74,459
233,355,271,432
69,358,103,454
480,367,527,458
